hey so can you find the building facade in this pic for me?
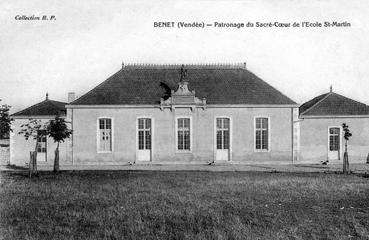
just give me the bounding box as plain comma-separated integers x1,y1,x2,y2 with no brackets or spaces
13,64,368,167
66,64,299,165
297,88,369,164
9,95,71,166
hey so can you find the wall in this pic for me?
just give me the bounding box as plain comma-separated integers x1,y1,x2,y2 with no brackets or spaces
70,106,295,165
10,118,69,166
298,117,369,163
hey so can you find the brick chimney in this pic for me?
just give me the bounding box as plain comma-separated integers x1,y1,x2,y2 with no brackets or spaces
68,92,76,103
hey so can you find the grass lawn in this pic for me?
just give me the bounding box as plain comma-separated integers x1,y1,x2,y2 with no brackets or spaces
0,171,369,240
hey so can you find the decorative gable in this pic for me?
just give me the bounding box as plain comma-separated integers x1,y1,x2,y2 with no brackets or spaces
160,65,206,111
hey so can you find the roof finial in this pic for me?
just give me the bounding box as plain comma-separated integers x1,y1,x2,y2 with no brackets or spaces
122,61,124,69
330,85,332,93
46,92,49,100
180,64,187,82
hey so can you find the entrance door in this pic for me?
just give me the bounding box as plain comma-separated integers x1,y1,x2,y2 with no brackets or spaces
216,118,230,161
328,127,340,161
137,118,152,161
36,130,47,162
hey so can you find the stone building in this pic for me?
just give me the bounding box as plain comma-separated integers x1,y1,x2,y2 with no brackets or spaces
66,63,298,165
297,87,369,163
9,94,71,166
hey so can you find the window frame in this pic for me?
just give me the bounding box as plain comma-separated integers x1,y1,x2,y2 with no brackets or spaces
327,126,342,159
97,117,114,153
137,118,152,150
135,116,154,161
328,127,340,151
213,116,233,161
254,116,271,152
36,130,47,154
175,116,192,153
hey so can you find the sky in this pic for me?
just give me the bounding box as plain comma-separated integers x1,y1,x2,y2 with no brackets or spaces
1,0,369,113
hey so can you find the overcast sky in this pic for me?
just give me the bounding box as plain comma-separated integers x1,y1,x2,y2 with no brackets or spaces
1,0,369,113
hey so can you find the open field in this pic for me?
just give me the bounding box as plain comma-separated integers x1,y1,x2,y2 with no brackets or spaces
0,171,369,240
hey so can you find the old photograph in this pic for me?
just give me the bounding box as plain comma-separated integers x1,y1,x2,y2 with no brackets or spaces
0,0,369,239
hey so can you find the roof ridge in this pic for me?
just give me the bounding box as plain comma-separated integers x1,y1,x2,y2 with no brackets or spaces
122,63,247,70
300,92,332,116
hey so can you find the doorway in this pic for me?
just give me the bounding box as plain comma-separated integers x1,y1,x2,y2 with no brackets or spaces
215,118,230,161
328,127,341,161
137,118,152,161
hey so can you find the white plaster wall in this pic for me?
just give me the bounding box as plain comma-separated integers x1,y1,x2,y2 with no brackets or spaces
70,107,294,165
10,118,69,166
299,117,369,163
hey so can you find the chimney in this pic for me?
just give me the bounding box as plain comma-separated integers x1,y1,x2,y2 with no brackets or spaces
68,92,76,103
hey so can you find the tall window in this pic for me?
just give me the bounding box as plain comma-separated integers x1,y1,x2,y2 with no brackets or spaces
138,118,151,150
98,118,112,152
177,118,190,151
255,117,269,151
329,128,340,151
216,118,230,150
36,130,47,153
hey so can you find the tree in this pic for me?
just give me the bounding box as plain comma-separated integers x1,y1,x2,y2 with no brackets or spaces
0,102,13,139
342,123,352,174
18,119,48,177
47,115,72,173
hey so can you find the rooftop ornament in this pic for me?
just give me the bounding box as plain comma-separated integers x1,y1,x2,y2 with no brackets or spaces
160,65,206,111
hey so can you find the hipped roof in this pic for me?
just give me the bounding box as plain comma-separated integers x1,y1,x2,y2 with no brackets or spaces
300,91,369,117
12,99,67,117
70,64,296,105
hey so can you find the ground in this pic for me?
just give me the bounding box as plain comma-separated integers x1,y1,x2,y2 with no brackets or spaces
0,170,369,240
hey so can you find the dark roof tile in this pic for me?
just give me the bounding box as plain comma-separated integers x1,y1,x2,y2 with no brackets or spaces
71,65,296,105
300,92,369,116
299,93,329,114
12,100,67,117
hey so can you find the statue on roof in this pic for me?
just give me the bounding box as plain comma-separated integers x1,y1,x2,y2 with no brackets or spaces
160,64,206,111
179,64,187,82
